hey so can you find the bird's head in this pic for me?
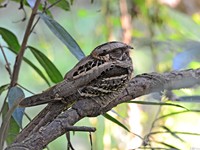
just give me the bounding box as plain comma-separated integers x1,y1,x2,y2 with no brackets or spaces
91,41,133,61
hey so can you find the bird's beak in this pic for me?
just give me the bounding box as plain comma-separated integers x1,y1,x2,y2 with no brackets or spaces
128,45,134,50
126,45,134,52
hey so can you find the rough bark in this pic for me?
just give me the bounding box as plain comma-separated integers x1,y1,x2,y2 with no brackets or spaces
6,68,200,150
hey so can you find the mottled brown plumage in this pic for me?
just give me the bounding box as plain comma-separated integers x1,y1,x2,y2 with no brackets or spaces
20,41,133,107
16,41,133,142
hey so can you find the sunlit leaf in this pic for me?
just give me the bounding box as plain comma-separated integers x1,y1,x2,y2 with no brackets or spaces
39,13,85,60
156,141,181,150
0,84,9,95
161,126,185,142
156,110,200,121
28,46,63,83
127,101,188,110
103,113,130,132
8,47,51,86
174,131,200,136
48,0,70,11
150,130,200,136
8,87,25,127
0,27,20,51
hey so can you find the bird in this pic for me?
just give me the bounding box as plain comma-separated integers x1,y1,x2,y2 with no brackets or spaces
20,41,133,107
16,41,133,142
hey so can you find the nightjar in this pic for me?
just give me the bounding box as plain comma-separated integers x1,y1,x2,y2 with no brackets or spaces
20,41,133,107
16,41,133,143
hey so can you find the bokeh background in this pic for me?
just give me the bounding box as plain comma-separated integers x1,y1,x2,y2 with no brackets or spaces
1,0,200,149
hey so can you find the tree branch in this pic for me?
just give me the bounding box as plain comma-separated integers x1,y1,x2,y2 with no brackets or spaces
6,68,200,150
10,0,41,87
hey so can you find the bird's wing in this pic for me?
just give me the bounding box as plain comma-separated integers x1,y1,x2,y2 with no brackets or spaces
19,56,115,107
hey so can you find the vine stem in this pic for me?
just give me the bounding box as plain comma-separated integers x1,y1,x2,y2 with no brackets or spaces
10,0,41,87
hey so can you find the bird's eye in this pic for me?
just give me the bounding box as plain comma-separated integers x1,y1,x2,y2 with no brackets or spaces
98,49,107,56
110,49,123,59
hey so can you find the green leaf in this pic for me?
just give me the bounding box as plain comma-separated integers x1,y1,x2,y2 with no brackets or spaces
103,113,130,132
39,13,85,60
7,47,51,86
156,141,181,150
37,2,53,18
0,27,20,51
177,96,200,102
23,56,51,86
0,91,23,149
48,0,70,11
0,84,9,95
150,130,200,136
6,115,19,145
0,28,51,86
156,109,200,121
8,87,25,128
1,103,20,146
161,126,185,142
127,101,188,110
173,131,200,136
28,46,63,83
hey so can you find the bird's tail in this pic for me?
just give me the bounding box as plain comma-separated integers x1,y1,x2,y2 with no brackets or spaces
19,92,53,107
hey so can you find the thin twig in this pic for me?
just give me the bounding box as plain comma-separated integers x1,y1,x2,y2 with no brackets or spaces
10,0,41,87
89,132,93,150
30,17,40,34
146,93,163,138
30,0,63,34
0,92,9,115
17,83,35,94
66,126,96,132
0,45,12,77
143,105,162,146
46,0,62,10
12,1,27,23
66,132,75,150
23,112,32,122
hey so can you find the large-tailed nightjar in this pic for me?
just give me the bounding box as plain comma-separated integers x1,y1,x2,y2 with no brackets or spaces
20,41,133,107
16,41,133,143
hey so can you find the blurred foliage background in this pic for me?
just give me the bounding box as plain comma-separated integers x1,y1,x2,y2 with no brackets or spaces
0,0,200,149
